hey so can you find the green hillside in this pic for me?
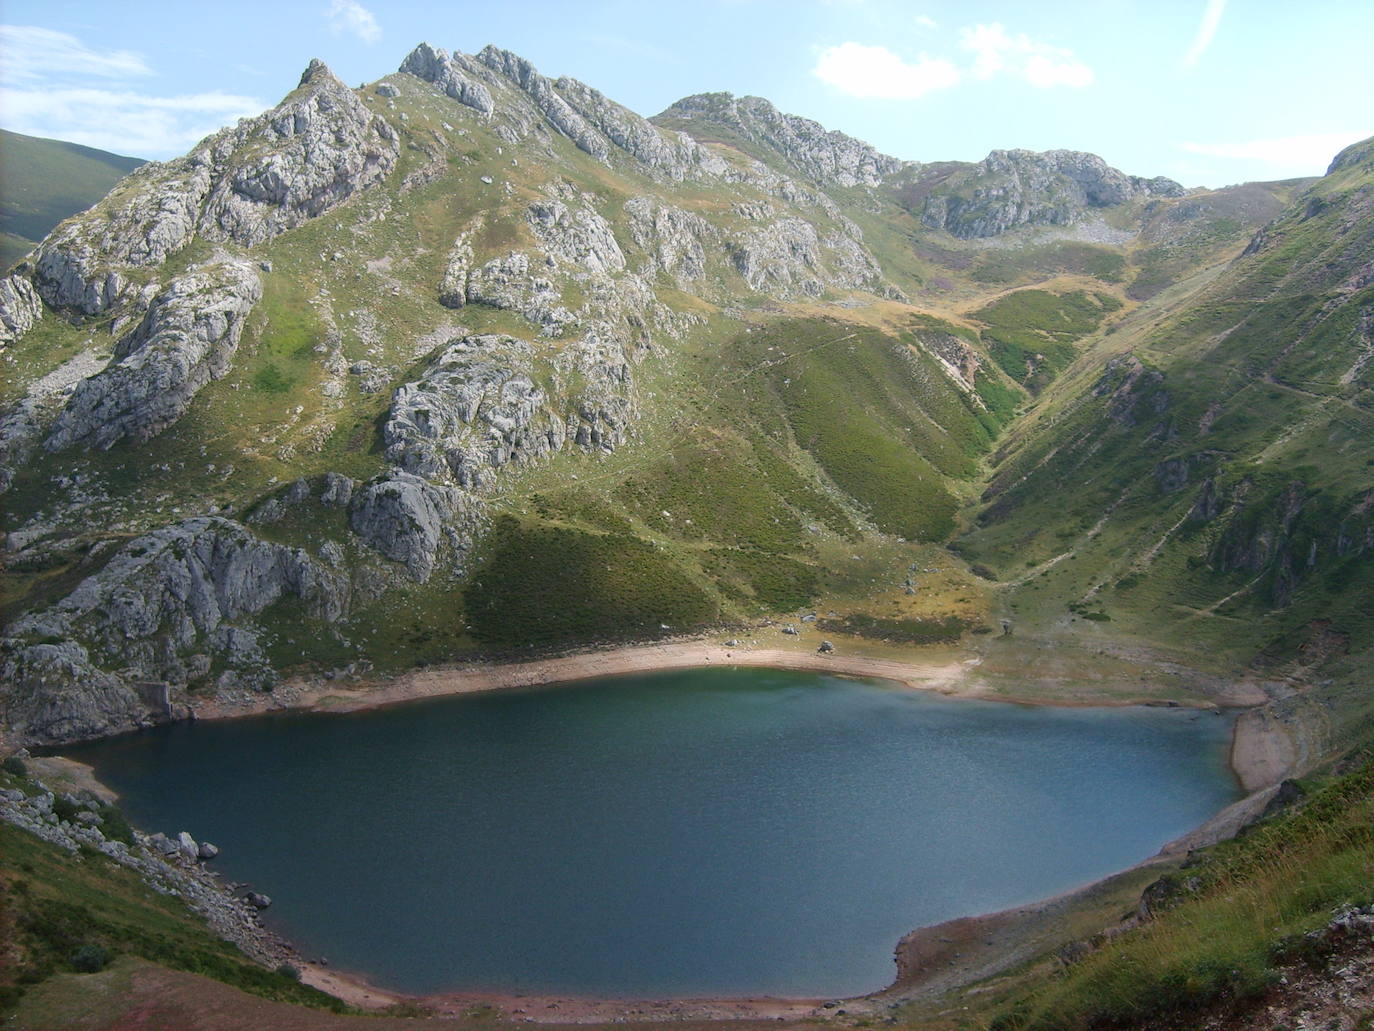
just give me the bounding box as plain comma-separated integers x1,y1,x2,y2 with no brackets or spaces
0,129,145,270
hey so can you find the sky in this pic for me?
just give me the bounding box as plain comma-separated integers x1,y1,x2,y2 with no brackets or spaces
1,0,1371,188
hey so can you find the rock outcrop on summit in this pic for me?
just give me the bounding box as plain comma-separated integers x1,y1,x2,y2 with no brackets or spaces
25,59,395,320
656,92,904,188
917,149,1186,239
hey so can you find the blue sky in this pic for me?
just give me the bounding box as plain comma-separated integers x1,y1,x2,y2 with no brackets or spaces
1,0,1370,188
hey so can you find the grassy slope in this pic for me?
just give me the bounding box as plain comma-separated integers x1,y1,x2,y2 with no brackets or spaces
0,129,145,270
956,145,1374,699
0,767,344,1017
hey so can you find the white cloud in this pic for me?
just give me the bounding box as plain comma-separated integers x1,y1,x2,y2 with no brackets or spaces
959,22,1094,88
1,86,265,157
1182,0,1227,69
812,42,960,100
915,15,937,29
0,24,264,159
1179,131,1371,173
0,25,151,85
327,0,381,45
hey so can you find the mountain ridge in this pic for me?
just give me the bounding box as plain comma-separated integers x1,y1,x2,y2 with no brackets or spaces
0,40,1363,758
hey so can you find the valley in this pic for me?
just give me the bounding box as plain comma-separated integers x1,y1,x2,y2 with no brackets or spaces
0,31,1371,1031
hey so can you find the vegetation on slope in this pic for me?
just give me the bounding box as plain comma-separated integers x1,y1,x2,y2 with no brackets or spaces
959,137,1374,669
0,773,342,1016
0,129,144,270
985,757,1374,1031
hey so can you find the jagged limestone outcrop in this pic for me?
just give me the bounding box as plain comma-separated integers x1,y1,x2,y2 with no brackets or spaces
466,251,576,334
400,43,720,181
549,76,723,180
655,92,904,188
0,273,42,347
624,197,715,286
29,59,395,318
1,517,348,744
438,231,474,308
919,149,1186,239
477,45,610,162
348,470,481,581
398,43,495,116
527,199,626,275
197,59,399,247
384,334,564,488
45,259,261,451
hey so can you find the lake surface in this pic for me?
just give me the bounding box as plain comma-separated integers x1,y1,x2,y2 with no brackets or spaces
67,668,1241,998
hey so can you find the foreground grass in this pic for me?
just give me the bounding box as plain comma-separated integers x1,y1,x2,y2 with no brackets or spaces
981,757,1374,1030
0,777,346,1016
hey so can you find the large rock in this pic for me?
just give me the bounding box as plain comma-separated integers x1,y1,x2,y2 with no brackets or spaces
198,59,400,247
349,471,479,581
624,197,716,286
383,334,565,488
0,274,42,347
920,149,1186,239
552,76,723,180
466,251,576,334
1,517,347,744
30,59,396,316
655,92,904,188
45,259,261,451
438,232,474,308
477,46,609,162
398,43,495,115
527,199,625,275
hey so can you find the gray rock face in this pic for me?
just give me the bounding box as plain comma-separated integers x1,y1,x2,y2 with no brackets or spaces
556,329,634,451
552,76,723,180
2,517,347,744
920,149,1185,239
45,259,261,451
656,92,904,188
466,251,575,334
349,471,479,581
527,199,625,275
320,472,355,508
478,46,609,162
0,640,147,747
0,274,42,347
384,334,565,488
198,60,399,247
624,197,715,286
438,232,474,308
729,217,825,297
31,60,395,316
398,43,495,115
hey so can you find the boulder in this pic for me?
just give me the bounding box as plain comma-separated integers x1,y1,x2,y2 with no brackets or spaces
45,260,262,451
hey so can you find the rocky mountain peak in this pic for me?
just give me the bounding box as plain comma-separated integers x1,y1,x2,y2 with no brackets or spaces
654,91,905,189
918,147,1186,239
1328,135,1374,175
298,57,333,87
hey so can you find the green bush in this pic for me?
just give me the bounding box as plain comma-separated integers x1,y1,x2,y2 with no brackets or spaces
70,944,111,973
2,755,27,777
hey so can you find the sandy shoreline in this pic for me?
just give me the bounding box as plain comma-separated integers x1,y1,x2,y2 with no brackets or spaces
196,637,1287,790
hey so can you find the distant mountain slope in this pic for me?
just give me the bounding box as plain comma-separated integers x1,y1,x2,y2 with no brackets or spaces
959,134,1374,680
0,129,145,270
0,41,1327,749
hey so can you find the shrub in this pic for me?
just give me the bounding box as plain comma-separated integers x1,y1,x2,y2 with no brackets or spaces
2,755,27,778
70,944,111,973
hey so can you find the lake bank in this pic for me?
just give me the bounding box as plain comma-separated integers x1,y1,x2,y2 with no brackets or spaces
190,634,1294,792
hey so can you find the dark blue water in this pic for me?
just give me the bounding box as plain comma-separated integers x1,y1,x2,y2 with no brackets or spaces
67,668,1240,998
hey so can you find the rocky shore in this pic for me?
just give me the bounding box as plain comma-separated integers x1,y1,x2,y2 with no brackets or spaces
0,758,300,973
